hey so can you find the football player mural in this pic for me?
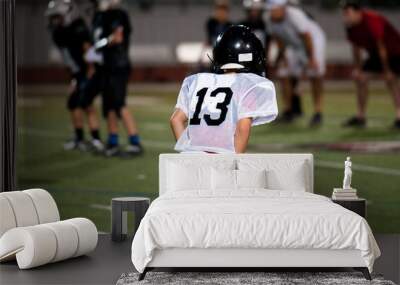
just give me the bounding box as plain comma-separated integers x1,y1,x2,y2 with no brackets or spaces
206,0,232,48
341,0,400,129
170,25,278,153
240,0,270,63
266,0,326,127
93,0,143,157
46,0,103,152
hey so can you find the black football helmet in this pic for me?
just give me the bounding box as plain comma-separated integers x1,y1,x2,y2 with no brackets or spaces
212,25,266,76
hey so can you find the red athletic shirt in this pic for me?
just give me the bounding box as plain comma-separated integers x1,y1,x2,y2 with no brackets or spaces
346,10,400,56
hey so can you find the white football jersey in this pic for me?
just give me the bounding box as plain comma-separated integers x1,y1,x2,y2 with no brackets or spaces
174,72,278,153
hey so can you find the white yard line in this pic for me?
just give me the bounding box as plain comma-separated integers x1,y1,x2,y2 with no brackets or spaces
316,160,400,177
18,128,400,176
19,128,172,149
90,204,111,211
19,128,63,139
17,98,43,107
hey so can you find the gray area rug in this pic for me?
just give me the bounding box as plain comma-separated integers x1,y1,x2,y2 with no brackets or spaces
117,272,396,285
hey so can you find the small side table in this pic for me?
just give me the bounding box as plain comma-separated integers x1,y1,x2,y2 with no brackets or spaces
111,197,150,242
332,198,366,218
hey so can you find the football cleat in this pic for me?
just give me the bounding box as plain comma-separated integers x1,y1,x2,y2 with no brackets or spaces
342,116,366,128
63,140,88,151
309,113,323,127
277,110,295,123
90,139,105,153
124,144,144,156
104,145,120,157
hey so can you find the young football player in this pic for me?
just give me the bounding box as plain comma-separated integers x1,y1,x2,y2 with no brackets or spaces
94,0,143,156
206,0,232,47
240,0,270,53
45,0,103,151
170,25,278,153
266,0,326,126
341,0,400,129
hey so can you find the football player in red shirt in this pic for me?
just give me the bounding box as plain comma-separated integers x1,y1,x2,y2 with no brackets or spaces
341,0,400,129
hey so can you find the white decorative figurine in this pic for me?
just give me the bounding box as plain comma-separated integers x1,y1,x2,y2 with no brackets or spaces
332,157,357,199
343,157,352,190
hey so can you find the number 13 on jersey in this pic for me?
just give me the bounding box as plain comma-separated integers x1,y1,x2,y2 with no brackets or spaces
189,87,233,126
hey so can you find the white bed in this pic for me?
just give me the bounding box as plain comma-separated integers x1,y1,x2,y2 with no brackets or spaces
131,154,380,281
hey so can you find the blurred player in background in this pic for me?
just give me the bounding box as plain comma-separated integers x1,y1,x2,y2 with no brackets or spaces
341,0,400,129
240,0,270,75
94,0,143,156
206,0,232,48
46,0,103,151
266,0,326,126
170,26,278,153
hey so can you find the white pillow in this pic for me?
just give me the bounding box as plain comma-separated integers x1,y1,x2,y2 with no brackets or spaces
236,169,267,189
237,159,308,191
211,169,268,191
267,168,306,191
166,158,236,192
167,162,210,191
211,168,236,191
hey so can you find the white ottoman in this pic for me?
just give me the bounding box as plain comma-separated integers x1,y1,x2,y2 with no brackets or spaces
0,189,98,269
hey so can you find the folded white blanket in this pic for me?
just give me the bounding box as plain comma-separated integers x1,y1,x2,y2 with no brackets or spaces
131,190,380,273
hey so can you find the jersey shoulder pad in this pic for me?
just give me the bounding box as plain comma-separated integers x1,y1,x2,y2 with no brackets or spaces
182,73,199,85
239,73,273,88
182,72,214,86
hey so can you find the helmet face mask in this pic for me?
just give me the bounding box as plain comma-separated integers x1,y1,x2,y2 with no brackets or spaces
212,25,266,76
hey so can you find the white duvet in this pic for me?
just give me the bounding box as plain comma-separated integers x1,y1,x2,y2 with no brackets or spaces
131,190,380,273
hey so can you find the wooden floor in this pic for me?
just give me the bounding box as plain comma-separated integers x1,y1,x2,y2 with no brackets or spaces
0,234,399,285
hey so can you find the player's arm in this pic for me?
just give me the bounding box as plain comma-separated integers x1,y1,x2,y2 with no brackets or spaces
82,42,96,78
301,32,314,59
265,32,271,54
300,32,316,68
289,8,315,68
109,12,131,46
234,118,253,153
376,40,394,81
351,44,366,81
170,108,188,141
352,44,362,70
108,26,124,45
273,37,286,68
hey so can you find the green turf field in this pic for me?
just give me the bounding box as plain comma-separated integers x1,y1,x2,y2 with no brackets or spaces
17,82,400,233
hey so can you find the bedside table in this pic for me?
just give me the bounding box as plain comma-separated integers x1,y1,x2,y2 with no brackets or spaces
111,197,150,242
332,198,366,218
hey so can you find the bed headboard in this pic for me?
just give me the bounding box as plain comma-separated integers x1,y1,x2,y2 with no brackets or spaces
159,153,314,195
